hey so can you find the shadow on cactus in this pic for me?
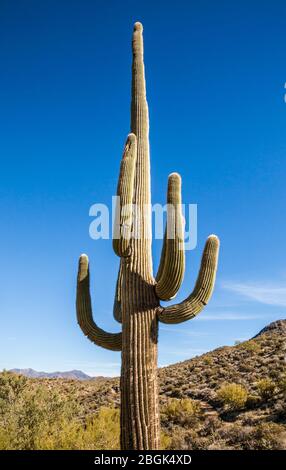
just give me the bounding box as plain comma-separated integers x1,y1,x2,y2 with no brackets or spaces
76,22,220,450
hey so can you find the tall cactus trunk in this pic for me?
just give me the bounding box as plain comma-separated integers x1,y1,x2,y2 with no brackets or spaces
121,267,160,449
120,22,160,450
76,21,220,451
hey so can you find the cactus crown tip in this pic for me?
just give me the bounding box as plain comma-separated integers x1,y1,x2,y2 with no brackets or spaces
134,22,143,32
127,132,136,142
169,172,181,180
78,254,89,281
208,234,220,244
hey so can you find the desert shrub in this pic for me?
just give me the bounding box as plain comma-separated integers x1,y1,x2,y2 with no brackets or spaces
218,422,286,450
34,407,120,450
0,372,120,450
161,398,201,426
0,372,79,450
273,402,286,419
217,383,248,410
166,427,189,450
269,369,282,381
278,376,286,396
184,430,216,450
0,371,28,411
160,431,172,450
246,394,261,409
199,416,222,436
165,427,214,450
203,356,213,366
240,341,261,353
239,363,253,373
242,423,285,450
74,408,120,450
256,378,276,400
170,388,183,398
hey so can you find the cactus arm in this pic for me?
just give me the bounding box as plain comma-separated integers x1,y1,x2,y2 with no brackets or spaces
157,235,219,324
113,134,137,258
113,263,123,323
76,254,122,351
155,173,185,300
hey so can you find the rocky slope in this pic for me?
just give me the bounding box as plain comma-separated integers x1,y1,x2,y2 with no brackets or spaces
6,320,286,449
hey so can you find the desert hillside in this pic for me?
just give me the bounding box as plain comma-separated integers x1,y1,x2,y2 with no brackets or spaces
1,320,285,450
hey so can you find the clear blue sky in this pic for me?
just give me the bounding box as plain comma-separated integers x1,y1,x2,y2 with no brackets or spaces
1,0,286,376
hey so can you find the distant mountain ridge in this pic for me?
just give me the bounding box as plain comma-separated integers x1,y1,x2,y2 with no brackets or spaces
9,368,92,380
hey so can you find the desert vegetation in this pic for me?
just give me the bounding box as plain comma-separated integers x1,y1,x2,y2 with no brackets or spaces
0,371,120,450
1,320,285,450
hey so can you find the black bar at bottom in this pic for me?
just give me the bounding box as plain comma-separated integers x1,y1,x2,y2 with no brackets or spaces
0,450,283,466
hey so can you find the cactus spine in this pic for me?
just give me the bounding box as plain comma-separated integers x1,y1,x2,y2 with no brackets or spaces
76,22,220,450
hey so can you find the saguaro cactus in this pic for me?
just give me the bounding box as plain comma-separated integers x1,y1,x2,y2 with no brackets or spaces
76,22,220,450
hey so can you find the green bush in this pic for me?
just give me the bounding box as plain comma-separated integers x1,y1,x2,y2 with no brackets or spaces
256,378,276,400
217,383,248,410
240,341,261,353
161,398,201,426
0,372,120,450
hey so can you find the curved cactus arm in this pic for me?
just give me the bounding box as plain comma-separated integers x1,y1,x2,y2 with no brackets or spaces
113,133,137,258
113,262,123,323
157,235,219,324
155,173,185,301
76,254,122,351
